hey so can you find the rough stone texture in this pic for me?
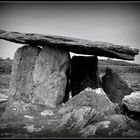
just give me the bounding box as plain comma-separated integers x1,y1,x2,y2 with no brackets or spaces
9,45,41,102
40,110,54,116
1,89,140,137
0,101,7,117
121,91,140,120
64,88,116,115
122,91,140,112
70,56,101,96
7,99,38,115
0,93,8,116
102,68,133,103
0,93,8,102
81,114,130,137
32,46,70,108
122,129,140,137
0,30,139,60
54,88,117,136
55,106,105,135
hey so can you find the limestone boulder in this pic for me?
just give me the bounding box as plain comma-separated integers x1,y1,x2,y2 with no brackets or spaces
70,56,101,96
55,88,118,137
55,88,116,135
121,91,140,120
122,91,140,112
64,88,116,115
32,46,70,107
102,68,133,103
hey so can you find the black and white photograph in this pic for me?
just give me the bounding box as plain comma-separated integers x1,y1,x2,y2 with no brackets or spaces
0,1,140,139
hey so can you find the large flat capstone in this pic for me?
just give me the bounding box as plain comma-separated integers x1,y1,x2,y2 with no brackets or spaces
0,30,139,60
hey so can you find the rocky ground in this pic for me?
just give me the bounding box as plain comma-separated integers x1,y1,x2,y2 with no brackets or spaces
0,58,140,138
0,88,140,138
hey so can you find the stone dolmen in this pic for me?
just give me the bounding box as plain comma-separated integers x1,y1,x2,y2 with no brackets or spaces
0,30,139,109
0,30,140,138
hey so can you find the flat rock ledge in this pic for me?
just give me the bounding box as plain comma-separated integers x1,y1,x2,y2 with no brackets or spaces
0,30,139,60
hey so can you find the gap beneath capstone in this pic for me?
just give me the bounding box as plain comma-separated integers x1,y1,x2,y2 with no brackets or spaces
69,54,102,97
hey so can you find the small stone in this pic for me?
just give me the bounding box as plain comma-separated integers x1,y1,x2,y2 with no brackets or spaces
41,110,54,116
0,93,8,99
0,98,8,102
24,115,34,119
24,124,43,133
24,125,35,133
101,121,110,128
0,93,8,102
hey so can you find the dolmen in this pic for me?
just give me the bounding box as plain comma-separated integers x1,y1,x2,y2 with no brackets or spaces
0,30,139,111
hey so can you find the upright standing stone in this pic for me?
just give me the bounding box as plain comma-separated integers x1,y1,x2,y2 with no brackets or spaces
9,45,41,102
70,56,101,96
33,46,70,108
102,68,133,103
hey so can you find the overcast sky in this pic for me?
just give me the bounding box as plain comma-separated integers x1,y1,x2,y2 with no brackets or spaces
0,2,140,63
